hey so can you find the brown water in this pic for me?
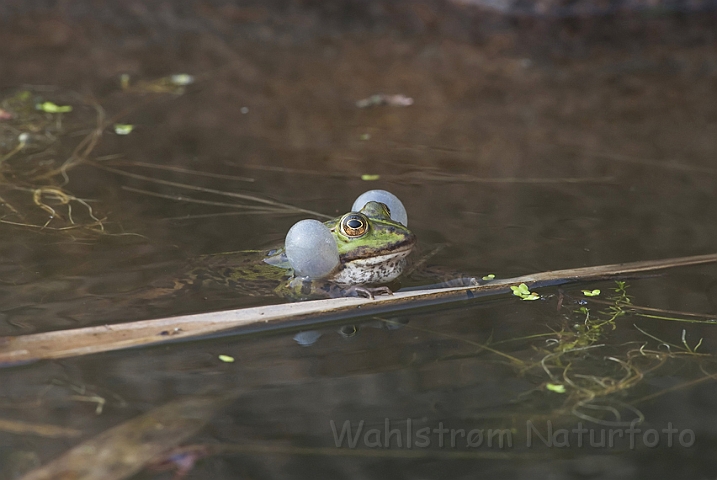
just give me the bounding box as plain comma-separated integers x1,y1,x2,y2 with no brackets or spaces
0,2,716,479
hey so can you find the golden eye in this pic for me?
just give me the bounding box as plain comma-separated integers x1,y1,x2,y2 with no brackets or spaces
340,213,368,237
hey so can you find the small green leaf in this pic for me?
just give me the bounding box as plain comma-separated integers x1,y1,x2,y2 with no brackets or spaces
361,174,380,181
546,383,566,393
218,355,235,363
482,274,495,281
582,289,601,297
113,124,134,135
360,133,371,141
36,101,72,113
512,283,538,300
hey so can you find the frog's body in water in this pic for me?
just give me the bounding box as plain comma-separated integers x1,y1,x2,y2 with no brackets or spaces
149,201,416,300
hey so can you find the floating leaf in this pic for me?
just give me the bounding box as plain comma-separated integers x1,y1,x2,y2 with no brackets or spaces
36,101,72,113
482,274,495,281
511,283,538,300
218,355,234,363
582,289,601,297
361,174,380,181
546,383,566,393
113,124,134,135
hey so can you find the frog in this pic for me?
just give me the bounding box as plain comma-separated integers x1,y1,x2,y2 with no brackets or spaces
147,200,416,301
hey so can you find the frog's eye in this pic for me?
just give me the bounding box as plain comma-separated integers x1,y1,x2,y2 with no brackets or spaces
340,213,368,238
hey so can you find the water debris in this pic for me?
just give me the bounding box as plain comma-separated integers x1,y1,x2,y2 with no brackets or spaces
147,445,211,479
0,88,117,237
238,163,613,185
113,123,134,135
680,329,703,353
0,133,28,164
16,395,234,480
35,101,72,113
93,161,328,219
356,94,414,108
515,280,660,425
394,275,717,426
120,73,196,95
633,325,707,356
361,174,380,181
0,418,81,438
546,383,566,393
68,394,106,415
563,146,717,176
121,186,289,214
103,160,254,182
511,283,539,300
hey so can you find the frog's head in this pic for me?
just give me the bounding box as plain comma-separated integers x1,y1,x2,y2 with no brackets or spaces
326,201,416,285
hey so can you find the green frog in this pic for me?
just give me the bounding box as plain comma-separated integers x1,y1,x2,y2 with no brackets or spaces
148,200,416,301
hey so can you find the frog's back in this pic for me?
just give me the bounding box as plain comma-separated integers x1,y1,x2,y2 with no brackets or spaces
182,249,290,296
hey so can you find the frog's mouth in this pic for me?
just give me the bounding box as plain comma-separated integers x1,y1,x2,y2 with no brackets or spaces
338,233,416,263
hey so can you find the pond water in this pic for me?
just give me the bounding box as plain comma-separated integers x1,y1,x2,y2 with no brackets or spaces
0,2,716,479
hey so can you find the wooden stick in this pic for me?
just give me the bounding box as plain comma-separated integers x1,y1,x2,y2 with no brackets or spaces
1,253,715,366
